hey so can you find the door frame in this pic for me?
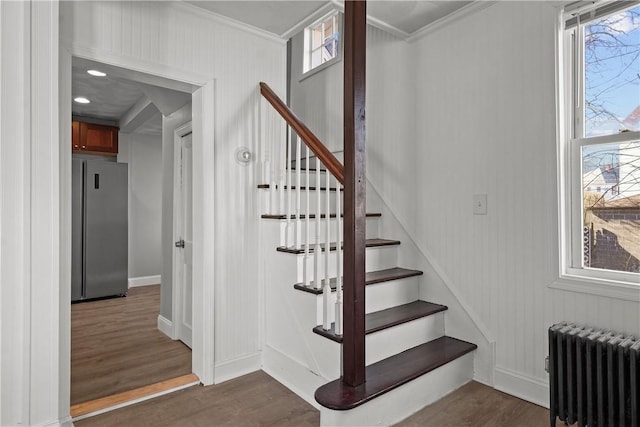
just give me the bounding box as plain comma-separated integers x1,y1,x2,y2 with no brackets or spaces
59,46,217,396
172,122,194,346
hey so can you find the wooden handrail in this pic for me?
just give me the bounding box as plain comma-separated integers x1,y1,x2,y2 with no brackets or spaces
259,82,344,184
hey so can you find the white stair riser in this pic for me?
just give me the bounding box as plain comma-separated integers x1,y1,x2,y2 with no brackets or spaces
365,276,419,312
280,216,379,248
366,313,444,365
312,276,421,325
295,244,398,285
319,353,474,427
262,187,339,216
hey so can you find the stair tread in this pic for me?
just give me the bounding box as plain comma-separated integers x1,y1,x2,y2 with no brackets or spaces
313,300,447,343
258,184,341,191
277,238,400,255
262,212,381,220
314,336,477,410
294,267,423,295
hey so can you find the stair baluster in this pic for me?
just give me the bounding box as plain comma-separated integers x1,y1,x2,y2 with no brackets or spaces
323,169,332,330
294,136,302,249
314,157,322,290
285,128,293,247
303,145,311,287
335,177,343,336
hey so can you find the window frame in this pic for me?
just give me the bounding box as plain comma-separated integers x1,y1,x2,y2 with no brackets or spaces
554,2,640,301
301,11,342,79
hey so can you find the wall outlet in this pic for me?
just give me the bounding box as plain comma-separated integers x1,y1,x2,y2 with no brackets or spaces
473,194,487,215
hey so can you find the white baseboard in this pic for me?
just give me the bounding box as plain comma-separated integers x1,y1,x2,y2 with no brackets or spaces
214,352,262,384
157,315,176,340
494,366,549,408
128,275,161,288
262,344,326,409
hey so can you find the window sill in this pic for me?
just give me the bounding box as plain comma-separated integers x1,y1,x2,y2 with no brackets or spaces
300,56,341,82
550,272,640,302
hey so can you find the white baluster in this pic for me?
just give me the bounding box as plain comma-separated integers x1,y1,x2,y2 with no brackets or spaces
314,157,322,290
303,146,311,287
335,177,343,336
295,136,302,249
269,114,277,215
279,125,287,214
285,130,293,247
323,168,331,330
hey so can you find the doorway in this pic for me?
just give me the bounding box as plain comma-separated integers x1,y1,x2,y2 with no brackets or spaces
63,54,209,416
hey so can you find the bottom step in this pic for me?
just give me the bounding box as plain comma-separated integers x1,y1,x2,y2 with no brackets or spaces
314,336,477,410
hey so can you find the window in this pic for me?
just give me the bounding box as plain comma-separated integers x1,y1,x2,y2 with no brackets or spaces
559,2,639,289
303,12,340,74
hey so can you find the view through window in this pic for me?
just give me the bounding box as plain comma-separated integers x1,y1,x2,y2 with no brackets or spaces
574,4,639,275
305,12,339,73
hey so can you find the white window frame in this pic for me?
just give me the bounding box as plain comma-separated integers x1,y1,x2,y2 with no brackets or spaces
554,2,640,301
302,11,342,79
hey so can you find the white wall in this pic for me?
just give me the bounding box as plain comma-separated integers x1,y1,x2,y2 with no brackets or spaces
409,1,639,404
118,132,163,281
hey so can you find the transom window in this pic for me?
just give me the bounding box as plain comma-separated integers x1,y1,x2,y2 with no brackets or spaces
560,2,640,285
303,12,340,74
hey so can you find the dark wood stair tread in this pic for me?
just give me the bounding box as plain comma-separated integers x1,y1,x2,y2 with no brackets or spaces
294,267,423,295
314,336,477,410
277,238,400,255
313,300,447,343
258,184,341,191
263,212,381,220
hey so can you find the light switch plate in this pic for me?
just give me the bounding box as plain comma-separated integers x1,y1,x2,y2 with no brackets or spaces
473,194,487,215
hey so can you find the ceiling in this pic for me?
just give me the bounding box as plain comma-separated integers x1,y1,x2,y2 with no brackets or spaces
72,58,193,136
73,1,472,134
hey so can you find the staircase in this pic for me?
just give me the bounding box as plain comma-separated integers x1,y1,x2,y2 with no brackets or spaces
258,167,477,425
258,4,475,422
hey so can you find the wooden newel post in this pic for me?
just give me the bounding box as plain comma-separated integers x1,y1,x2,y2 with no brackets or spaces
342,0,367,388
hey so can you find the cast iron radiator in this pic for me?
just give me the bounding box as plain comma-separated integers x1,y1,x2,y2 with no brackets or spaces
549,322,640,426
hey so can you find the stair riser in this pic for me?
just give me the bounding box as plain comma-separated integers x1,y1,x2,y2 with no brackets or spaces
365,313,444,365
294,245,399,285
278,216,379,248
319,353,474,427
262,188,339,216
312,276,421,325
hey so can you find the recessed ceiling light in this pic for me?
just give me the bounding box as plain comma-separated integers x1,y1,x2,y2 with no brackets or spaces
74,97,90,104
87,69,106,77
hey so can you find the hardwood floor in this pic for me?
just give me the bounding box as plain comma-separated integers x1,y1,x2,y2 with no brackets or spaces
75,372,560,427
74,371,320,427
71,285,192,405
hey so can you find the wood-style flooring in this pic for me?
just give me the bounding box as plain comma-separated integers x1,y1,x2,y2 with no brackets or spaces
75,372,559,427
71,285,192,405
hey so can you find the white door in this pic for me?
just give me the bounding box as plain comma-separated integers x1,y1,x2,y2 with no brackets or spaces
175,132,193,348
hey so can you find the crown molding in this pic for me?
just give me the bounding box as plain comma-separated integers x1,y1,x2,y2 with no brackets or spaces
175,1,288,45
407,1,497,43
279,2,339,40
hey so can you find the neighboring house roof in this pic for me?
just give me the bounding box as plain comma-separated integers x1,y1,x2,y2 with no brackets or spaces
593,194,640,209
623,105,640,129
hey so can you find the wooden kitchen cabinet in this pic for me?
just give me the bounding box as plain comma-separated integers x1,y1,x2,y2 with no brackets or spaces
72,121,119,155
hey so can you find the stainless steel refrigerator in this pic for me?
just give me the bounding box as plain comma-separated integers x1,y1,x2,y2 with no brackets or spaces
72,158,128,301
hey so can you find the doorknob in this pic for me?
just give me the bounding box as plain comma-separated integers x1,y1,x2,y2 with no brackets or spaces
175,239,185,248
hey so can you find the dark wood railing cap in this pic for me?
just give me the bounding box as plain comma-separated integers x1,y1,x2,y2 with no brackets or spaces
259,82,344,184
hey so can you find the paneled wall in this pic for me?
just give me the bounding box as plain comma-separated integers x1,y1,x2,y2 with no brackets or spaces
60,0,285,368
409,1,639,404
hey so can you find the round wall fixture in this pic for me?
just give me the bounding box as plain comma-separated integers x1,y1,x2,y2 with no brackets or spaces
235,147,252,165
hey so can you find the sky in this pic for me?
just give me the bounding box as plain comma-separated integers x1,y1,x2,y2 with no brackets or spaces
584,5,640,137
